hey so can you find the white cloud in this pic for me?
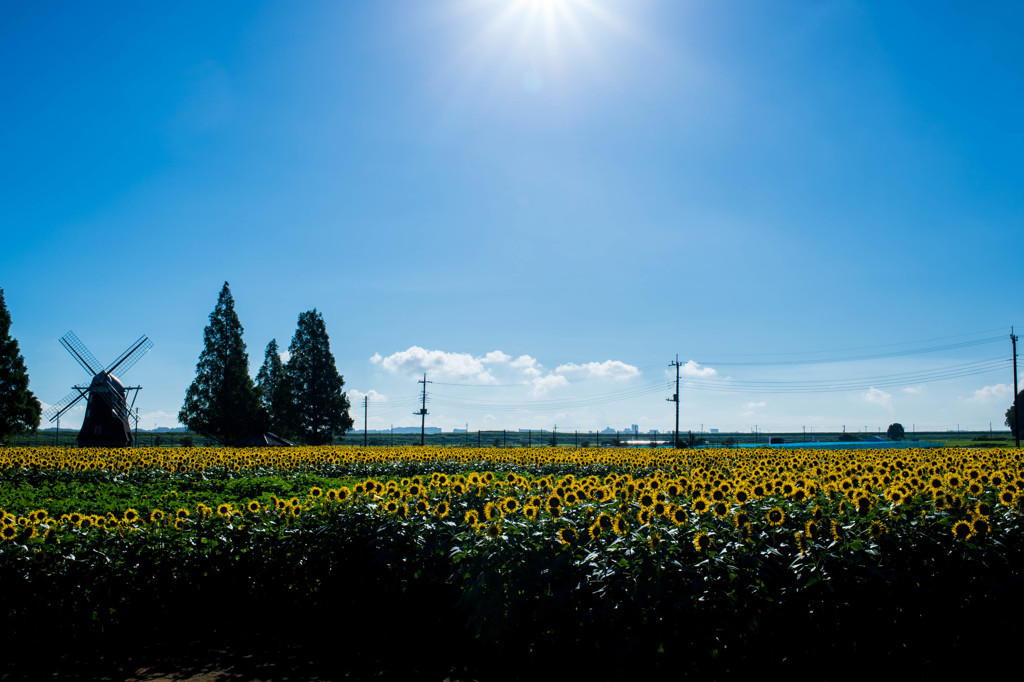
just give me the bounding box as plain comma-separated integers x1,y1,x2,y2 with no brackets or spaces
901,386,922,395
483,350,511,364
349,389,387,403
371,346,497,383
968,383,1013,403
279,349,291,363
863,387,893,411
531,374,569,396
511,354,542,376
680,360,717,378
555,360,639,380
745,401,766,409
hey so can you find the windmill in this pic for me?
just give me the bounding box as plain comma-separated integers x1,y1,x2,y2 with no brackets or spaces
44,332,153,447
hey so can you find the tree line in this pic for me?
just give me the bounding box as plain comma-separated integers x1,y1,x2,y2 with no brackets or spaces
178,282,353,445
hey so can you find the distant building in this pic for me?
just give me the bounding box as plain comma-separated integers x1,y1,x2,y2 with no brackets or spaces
601,427,616,434
710,428,719,434
390,426,441,434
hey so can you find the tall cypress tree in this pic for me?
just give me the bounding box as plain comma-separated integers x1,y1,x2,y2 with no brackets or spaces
179,282,262,444
256,338,291,438
284,309,353,444
0,288,41,444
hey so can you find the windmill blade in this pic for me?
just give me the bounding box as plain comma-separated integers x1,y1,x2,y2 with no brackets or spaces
60,331,102,375
43,388,89,423
106,335,153,376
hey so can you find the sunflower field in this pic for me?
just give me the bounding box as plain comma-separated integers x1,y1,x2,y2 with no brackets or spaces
3,444,1024,677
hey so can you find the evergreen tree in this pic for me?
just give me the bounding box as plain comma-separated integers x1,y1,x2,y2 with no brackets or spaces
284,309,353,444
256,338,292,437
178,282,262,444
0,289,41,444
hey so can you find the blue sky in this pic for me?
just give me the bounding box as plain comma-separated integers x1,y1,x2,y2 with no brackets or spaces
2,0,1021,435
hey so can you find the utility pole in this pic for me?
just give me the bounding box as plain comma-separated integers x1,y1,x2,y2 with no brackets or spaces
1013,328,1019,448
414,373,430,446
363,396,368,447
668,355,681,448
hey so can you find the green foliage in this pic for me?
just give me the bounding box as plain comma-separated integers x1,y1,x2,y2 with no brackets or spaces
886,422,905,441
1006,390,1022,437
255,339,291,438
178,282,263,444
0,288,41,443
283,310,353,444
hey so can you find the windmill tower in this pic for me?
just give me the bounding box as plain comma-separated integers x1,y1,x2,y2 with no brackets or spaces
44,331,153,447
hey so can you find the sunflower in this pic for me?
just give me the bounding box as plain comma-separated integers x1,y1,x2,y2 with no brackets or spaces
385,500,400,514
326,489,338,502
952,520,972,540
309,487,323,498
830,520,846,541
486,522,501,538
502,498,519,514
176,508,190,520
794,531,806,555
1,525,18,541
692,498,709,515
869,520,888,540
999,489,1016,506
614,515,629,535
804,519,819,538
149,509,164,523
435,501,450,518
974,501,992,518
597,513,613,530
217,503,232,517
247,500,261,514
124,509,140,524
693,532,712,552
290,504,302,517
733,511,750,529
766,507,785,527
671,507,689,527
712,502,729,519
971,517,990,537
558,528,577,546
464,510,480,526
637,507,652,525
639,492,655,508
589,521,603,539
524,506,538,521
734,489,750,505
69,512,83,525
415,498,430,514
